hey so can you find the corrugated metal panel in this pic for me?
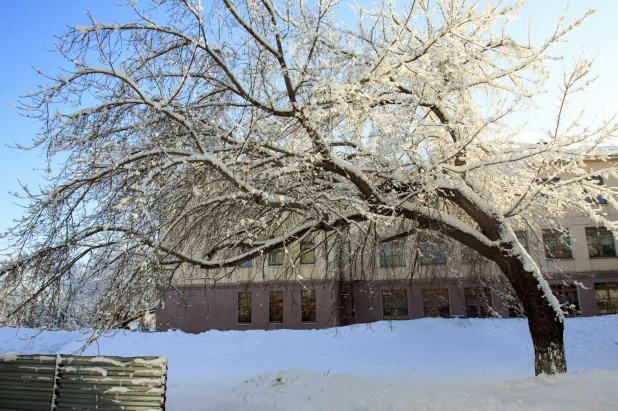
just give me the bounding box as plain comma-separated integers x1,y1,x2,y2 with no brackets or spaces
0,354,56,411
55,355,167,411
0,354,167,411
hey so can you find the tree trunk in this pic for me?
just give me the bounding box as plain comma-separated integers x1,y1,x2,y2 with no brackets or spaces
495,254,566,375
528,312,566,375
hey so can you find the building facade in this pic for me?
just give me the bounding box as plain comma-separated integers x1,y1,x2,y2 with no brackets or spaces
157,163,618,332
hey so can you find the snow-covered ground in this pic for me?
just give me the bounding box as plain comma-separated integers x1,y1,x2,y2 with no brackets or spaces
1,316,617,410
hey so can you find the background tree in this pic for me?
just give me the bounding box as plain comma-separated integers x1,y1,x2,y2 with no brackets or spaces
2,0,617,375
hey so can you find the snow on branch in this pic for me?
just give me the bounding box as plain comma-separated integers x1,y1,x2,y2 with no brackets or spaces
4,0,616,332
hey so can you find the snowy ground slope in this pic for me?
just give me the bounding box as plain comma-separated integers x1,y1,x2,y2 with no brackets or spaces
1,316,617,410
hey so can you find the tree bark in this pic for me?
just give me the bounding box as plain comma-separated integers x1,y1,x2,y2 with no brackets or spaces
528,311,566,375
495,253,566,375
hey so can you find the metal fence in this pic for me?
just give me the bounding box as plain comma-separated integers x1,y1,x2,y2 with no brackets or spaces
0,354,167,411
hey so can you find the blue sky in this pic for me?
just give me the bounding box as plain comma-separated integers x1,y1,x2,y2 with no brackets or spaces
0,0,616,236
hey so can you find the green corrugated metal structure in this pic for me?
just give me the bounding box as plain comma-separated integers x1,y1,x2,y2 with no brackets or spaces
0,354,167,411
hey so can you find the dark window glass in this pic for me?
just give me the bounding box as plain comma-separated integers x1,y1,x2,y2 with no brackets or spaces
465,288,493,318
269,291,284,323
302,290,316,323
508,303,525,318
550,284,580,316
505,288,525,318
584,176,607,204
461,246,475,264
381,290,409,320
239,247,252,267
595,283,618,315
379,240,405,267
586,227,616,258
238,292,252,324
268,249,284,266
422,289,450,318
419,237,446,265
543,229,573,259
300,241,316,265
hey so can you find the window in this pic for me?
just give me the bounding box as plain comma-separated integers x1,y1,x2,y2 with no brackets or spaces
419,236,446,265
585,176,607,205
300,241,316,265
268,249,284,266
269,291,284,323
595,282,618,315
550,284,580,316
239,247,252,267
586,227,616,258
543,229,572,259
515,231,529,251
505,287,525,318
381,290,409,320
301,290,316,323
461,246,475,264
465,288,493,318
422,289,450,318
238,292,252,324
508,300,525,318
379,240,405,267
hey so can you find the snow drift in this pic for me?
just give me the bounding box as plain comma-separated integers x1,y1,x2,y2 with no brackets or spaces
1,316,617,410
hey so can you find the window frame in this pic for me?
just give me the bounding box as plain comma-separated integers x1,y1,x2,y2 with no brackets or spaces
422,288,451,318
461,246,475,264
379,240,405,267
299,240,316,265
542,229,573,260
594,282,618,315
381,289,409,320
505,286,525,318
301,290,317,323
237,292,252,325
419,236,446,265
239,247,253,268
550,283,581,317
508,301,525,318
464,287,493,318
268,291,284,324
268,249,284,266
515,230,529,251
585,227,616,258
584,176,607,205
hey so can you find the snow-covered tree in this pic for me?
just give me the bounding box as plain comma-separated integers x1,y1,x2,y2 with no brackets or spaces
0,262,99,330
2,0,617,375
